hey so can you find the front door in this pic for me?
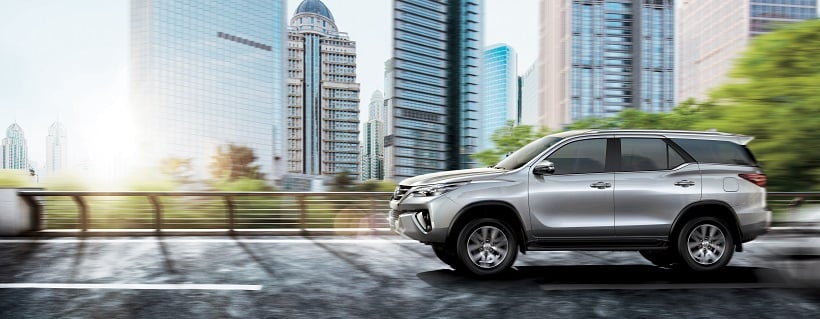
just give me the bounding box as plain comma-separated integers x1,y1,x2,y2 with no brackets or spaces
528,138,615,238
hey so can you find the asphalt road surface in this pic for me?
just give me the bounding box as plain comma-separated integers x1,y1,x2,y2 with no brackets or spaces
0,235,817,318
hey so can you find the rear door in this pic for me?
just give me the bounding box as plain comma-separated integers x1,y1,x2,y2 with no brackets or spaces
613,137,701,237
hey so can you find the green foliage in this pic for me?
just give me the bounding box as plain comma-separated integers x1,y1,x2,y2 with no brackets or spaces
123,170,177,191
356,180,397,192
212,177,272,192
209,144,265,181
693,20,820,191
42,171,89,191
330,171,354,192
568,100,709,131
472,121,550,167
0,170,29,187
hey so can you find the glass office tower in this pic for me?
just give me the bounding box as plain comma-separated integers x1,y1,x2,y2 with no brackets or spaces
480,44,518,152
2,123,28,170
540,0,674,130
46,121,68,176
286,0,360,178
677,0,816,102
388,0,483,181
130,0,287,180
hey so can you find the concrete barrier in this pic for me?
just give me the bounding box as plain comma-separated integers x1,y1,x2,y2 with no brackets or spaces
0,188,40,236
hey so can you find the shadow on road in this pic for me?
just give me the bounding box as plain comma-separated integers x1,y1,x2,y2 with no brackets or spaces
417,265,787,295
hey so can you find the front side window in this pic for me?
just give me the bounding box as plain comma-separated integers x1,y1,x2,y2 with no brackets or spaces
546,139,607,175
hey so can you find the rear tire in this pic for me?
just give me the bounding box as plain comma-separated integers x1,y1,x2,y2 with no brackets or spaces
676,216,735,272
455,218,518,277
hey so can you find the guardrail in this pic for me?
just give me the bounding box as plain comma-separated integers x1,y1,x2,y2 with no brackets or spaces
13,191,820,236
16,191,393,236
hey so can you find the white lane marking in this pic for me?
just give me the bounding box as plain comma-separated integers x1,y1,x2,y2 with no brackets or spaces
0,283,262,291
0,238,416,244
539,282,786,291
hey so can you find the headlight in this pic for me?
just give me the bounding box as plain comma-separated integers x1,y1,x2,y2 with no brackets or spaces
408,182,468,197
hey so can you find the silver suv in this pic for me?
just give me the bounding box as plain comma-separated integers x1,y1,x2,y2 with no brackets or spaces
389,130,771,276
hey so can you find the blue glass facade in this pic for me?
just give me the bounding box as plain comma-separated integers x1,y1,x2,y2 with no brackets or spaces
480,44,518,151
2,123,28,170
388,0,483,181
130,0,287,180
568,0,674,122
751,0,817,35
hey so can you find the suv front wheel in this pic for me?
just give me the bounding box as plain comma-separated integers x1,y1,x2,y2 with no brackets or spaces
455,218,518,276
677,216,735,272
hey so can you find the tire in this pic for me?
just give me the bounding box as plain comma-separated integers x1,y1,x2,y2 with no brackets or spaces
432,243,460,270
455,218,518,277
676,216,735,272
639,250,680,268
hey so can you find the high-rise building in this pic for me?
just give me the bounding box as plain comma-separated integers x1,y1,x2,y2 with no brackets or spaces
387,0,483,181
480,44,518,151
360,91,385,181
130,0,287,180
46,121,67,176
539,0,675,130
677,0,817,102
287,0,360,178
519,61,541,127
2,123,28,170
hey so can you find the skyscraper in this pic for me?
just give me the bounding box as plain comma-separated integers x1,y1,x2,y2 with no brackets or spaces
677,0,817,102
480,44,518,151
287,0,360,178
130,0,287,180
2,123,28,170
360,91,385,181
519,61,541,126
46,121,67,176
387,0,483,181
539,0,675,130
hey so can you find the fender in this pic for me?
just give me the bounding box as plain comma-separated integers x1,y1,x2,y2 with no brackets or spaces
669,200,744,251
447,200,528,249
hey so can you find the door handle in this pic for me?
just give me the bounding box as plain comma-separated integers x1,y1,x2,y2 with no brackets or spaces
674,180,696,188
589,182,611,189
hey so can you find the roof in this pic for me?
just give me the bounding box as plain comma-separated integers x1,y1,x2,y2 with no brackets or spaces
294,0,335,23
554,129,754,145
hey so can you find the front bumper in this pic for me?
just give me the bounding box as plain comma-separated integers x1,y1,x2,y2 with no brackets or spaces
387,195,461,244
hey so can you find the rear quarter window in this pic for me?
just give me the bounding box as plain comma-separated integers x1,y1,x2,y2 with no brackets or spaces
671,138,757,166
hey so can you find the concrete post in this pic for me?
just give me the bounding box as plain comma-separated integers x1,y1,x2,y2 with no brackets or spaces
0,188,39,236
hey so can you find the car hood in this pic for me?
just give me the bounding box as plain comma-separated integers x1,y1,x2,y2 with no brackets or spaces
399,168,504,186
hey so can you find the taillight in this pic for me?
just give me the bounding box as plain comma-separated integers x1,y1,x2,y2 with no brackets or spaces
739,173,767,187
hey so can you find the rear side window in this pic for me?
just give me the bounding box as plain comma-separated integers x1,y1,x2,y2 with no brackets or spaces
620,138,686,171
672,139,757,166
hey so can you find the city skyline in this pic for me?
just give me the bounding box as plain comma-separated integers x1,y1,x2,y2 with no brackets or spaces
0,0,539,180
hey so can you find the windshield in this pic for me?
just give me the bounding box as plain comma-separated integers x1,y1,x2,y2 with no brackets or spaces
494,136,563,170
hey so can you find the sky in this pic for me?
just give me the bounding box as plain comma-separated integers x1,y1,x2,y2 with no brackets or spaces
0,0,537,178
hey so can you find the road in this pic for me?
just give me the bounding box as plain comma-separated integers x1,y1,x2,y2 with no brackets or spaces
0,235,817,318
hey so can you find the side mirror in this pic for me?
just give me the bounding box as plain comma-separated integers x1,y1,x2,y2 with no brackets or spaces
533,160,555,176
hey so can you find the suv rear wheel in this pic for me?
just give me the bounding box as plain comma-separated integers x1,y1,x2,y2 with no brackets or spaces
676,216,735,272
455,218,518,276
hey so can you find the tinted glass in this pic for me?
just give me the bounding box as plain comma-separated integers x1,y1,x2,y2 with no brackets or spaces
547,139,607,174
619,138,687,171
672,139,757,166
495,136,563,170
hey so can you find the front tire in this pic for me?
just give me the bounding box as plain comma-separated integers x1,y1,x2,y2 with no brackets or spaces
676,216,735,272
455,218,518,277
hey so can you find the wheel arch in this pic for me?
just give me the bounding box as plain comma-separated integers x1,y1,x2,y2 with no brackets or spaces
447,200,528,253
670,200,744,252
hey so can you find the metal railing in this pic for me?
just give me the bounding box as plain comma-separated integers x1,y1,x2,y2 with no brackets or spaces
15,191,820,236
17,191,393,235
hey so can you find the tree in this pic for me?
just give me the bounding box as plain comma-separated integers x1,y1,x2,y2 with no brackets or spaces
160,157,194,186
209,144,265,182
567,100,708,131
472,121,550,167
329,171,354,192
693,20,820,191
